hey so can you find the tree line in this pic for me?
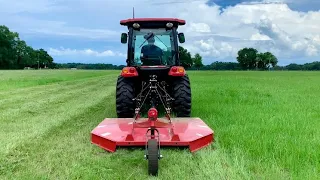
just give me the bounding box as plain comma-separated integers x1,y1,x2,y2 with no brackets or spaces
178,47,320,71
187,61,320,71
52,47,320,71
56,60,320,71
1,24,319,71
56,63,126,70
0,25,55,69
178,46,279,70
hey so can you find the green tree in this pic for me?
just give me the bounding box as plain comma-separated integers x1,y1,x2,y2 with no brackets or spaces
211,61,241,70
193,53,203,69
236,48,258,70
179,46,193,68
286,63,303,70
256,53,267,70
15,39,27,68
38,48,54,68
256,52,278,70
303,61,320,70
264,52,278,68
0,25,19,69
0,25,55,69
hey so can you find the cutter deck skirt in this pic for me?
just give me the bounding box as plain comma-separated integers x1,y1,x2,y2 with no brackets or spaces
91,117,214,153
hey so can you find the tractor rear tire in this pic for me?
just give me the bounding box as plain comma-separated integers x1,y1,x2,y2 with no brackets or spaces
116,76,135,118
172,75,191,117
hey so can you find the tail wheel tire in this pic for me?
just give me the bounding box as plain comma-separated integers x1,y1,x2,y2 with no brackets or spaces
147,139,159,176
116,76,135,118
172,75,192,117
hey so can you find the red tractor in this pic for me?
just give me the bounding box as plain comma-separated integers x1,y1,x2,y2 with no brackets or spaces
91,18,214,176
116,18,191,118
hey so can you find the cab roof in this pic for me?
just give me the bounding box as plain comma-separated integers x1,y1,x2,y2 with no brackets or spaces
120,18,186,29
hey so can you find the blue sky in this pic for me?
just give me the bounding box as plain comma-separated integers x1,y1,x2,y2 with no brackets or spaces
1,0,320,65
208,0,320,11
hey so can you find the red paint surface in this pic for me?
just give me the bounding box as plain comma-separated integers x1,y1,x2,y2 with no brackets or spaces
91,117,214,153
120,18,186,25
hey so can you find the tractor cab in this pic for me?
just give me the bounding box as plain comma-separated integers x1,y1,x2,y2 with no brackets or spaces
120,18,186,80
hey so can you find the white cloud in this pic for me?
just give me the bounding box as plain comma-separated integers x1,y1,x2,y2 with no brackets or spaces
306,45,318,56
188,23,211,33
1,0,320,64
185,38,238,60
250,33,271,40
175,2,320,63
0,0,67,13
0,15,118,40
254,17,320,58
311,35,320,46
31,27,118,39
48,47,126,57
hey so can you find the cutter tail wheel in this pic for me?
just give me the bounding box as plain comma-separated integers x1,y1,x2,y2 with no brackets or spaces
147,139,159,176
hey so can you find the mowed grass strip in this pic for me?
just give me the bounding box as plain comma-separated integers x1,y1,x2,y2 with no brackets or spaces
0,70,117,91
0,70,117,153
0,77,116,155
0,73,116,109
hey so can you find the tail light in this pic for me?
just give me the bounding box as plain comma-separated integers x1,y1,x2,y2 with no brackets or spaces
121,67,138,77
148,108,158,120
168,66,185,76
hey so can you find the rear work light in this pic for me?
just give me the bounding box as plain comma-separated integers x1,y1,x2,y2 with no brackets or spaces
121,67,138,77
168,66,185,76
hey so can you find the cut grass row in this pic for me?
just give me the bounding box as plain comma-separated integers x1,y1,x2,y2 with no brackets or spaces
0,70,319,179
0,70,118,91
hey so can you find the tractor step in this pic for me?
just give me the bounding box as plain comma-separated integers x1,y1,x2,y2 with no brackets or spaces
91,117,214,153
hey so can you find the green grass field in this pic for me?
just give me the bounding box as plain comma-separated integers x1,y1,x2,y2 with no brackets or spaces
0,70,319,179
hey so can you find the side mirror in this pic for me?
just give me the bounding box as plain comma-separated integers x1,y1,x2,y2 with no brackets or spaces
121,33,127,44
178,33,185,43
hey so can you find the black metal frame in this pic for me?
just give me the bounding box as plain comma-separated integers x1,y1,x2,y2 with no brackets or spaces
126,27,134,66
133,75,174,121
